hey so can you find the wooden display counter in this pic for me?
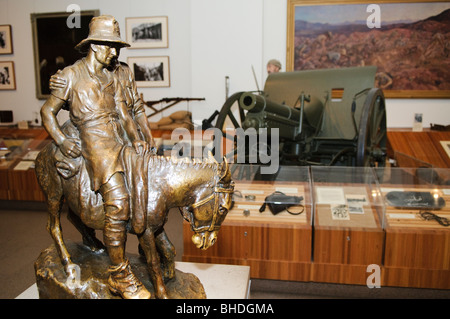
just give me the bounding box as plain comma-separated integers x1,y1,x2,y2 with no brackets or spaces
380,186,450,289
183,178,313,281
311,184,385,285
387,130,450,168
0,127,51,201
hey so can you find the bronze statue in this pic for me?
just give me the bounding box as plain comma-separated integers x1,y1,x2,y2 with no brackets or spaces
37,15,234,299
49,49,156,148
36,146,233,298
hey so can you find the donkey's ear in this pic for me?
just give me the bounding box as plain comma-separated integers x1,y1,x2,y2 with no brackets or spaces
219,157,231,182
207,150,218,164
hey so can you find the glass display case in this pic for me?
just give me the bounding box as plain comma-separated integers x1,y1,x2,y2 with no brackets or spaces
374,166,450,289
311,166,385,230
183,164,313,281
227,164,312,226
0,127,51,201
310,166,385,285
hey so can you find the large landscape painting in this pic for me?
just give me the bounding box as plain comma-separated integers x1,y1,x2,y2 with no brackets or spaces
289,1,450,97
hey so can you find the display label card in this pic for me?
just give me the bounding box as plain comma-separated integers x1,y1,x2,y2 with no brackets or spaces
388,213,416,219
346,194,368,214
14,161,34,170
348,205,365,214
346,194,368,205
381,187,404,193
316,187,346,204
18,121,29,130
241,189,264,195
22,150,40,161
275,187,298,194
237,204,261,210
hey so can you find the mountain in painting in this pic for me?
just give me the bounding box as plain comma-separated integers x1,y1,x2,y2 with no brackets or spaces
294,8,450,91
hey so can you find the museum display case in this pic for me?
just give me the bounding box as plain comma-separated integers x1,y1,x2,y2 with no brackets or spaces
183,164,313,281
310,166,385,285
0,127,51,201
375,166,450,289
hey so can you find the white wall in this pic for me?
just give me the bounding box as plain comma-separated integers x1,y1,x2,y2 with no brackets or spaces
0,0,192,125
0,0,448,128
190,0,264,122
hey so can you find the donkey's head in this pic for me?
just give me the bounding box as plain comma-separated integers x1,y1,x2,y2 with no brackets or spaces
181,154,234,250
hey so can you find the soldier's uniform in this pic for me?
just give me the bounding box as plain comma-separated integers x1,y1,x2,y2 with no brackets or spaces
52,58,127,192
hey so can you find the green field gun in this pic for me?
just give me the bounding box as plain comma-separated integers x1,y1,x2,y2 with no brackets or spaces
215,66,387,167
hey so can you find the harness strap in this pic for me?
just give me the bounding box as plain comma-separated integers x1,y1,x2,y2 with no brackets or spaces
191,186,234,209
189,183,234,232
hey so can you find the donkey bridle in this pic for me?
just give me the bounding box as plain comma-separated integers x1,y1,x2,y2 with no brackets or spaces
188,182,235,232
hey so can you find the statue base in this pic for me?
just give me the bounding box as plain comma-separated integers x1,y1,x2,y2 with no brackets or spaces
34,241,206,299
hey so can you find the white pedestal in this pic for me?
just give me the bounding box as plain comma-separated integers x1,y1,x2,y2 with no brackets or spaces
16,261,250,299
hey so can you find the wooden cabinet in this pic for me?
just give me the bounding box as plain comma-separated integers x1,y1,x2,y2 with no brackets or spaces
383,229,450,289
184,219,312,281
312,228,384,285
0,127,50,202
183,165,313,281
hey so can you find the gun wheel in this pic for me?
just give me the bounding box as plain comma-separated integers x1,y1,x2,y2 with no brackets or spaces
356,88,387,167
214,92,246,161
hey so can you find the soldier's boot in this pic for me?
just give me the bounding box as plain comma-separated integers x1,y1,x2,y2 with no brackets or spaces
108,258,151,299
101,173,150,299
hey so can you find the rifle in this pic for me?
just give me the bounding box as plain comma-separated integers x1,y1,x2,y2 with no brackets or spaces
143,96,205,119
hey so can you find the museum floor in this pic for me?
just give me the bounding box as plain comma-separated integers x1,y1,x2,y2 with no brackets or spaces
0,200,449,299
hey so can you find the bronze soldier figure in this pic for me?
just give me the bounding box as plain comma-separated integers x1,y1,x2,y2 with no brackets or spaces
50,54,156,148
40,15,151,299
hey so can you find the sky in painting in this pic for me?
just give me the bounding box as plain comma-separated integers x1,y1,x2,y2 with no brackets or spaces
295,2,450,25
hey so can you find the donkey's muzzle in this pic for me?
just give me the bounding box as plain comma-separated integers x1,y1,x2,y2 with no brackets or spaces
191,231,218,250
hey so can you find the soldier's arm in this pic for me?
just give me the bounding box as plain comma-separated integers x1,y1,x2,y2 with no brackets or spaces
114,78,148,155
117,99,148,155
41,95,81,158
134,101,155,148
124,63,155,147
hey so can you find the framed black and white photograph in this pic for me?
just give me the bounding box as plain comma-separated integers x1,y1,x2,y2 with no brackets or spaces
0,25,13,55
126,16,168,49
31,10,99,99
128,56,170,88
0,61,16,90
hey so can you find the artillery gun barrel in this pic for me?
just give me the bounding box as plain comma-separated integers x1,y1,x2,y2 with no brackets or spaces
239,92,300,122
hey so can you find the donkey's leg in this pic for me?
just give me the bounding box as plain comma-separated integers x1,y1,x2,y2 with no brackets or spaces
67,208,104,252
138,228,169,299
46,197,73,273
36,147,73,273
155,229,176,281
